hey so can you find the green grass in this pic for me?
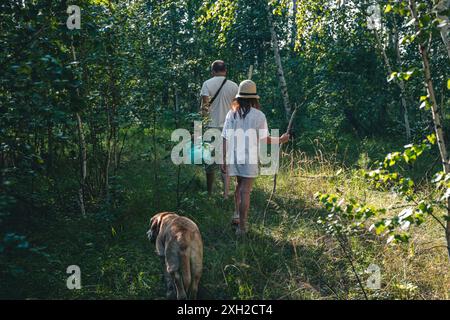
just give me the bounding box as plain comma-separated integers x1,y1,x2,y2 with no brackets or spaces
1,132,449,300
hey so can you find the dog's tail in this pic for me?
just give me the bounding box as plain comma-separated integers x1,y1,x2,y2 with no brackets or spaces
180,248,191,297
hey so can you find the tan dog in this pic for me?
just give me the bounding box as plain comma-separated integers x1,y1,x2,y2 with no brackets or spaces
147,212,203,300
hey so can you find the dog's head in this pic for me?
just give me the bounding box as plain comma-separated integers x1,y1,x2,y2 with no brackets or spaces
147,212,173,242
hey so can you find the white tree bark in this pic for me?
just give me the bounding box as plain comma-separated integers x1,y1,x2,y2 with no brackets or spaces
76,112,87,217
373,28,411,142
266,2,291,120
393,25,412,143
410,0,450,259
291,0,298,49
247,64,254,80
71,42,87,217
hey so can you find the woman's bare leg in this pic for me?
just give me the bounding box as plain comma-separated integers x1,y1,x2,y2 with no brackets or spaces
238,177,254,233
233,177,242,224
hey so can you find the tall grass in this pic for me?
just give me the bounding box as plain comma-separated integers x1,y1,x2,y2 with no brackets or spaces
1,131,448,299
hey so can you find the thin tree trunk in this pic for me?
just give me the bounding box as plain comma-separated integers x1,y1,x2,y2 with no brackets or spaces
46,120,53,174
116,128,128,171
76,113,87,217
174,87,180,127
88,118,101,193
393,25,412,143
105,1,120,203
105,100,112,204
113,125,118,174
105,71,119,204
153,105,159,211
373,28,411,142
410,0,450,259
266,2,291,120
175,86,180,208
336,233,368,300
290,0,298,50
71,41,87,217
435,0,450,61
247,64,254,80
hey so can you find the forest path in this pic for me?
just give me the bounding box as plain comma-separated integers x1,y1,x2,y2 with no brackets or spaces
7,146,340,299
92,154,338,300
12,144,446,300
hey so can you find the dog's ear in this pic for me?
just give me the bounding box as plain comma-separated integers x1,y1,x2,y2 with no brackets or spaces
150,215,161,237
148,212,175,242
149,212,170,239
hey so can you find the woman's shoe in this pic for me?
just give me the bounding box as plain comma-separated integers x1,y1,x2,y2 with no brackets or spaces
231,212,240,226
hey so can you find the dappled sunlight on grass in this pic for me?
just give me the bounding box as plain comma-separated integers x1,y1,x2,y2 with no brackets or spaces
2,135,449,300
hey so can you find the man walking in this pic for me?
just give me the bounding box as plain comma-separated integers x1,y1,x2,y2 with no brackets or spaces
200,60,238,198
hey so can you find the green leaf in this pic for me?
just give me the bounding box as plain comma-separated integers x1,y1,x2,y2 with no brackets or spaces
447,79,450,90
394,233,410,243
385,4,392,13
388,72,397,82
402,70,414,81
426,134,436,145
420,99,431,110
374,222,386,235
398,208,413,222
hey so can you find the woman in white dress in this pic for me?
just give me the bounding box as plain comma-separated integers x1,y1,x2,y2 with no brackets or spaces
221,80,289,236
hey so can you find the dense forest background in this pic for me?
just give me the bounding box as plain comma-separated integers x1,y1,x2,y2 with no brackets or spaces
1,0,449,299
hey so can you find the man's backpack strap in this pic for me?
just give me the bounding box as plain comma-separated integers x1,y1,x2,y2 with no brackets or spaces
209,77,227,105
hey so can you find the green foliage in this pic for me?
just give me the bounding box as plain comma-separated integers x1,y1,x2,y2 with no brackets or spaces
317,133,449,247
1,0,449,299
316,193,385,236
317,0,449,260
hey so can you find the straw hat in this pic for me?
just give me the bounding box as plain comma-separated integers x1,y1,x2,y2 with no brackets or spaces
235,80,260,99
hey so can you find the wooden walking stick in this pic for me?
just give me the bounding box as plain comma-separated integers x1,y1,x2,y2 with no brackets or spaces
262,104,298,227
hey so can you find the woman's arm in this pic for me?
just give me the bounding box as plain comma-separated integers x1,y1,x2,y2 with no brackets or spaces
261,133,289,145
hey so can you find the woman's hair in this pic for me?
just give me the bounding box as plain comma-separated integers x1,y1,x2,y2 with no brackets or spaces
232,98,260,119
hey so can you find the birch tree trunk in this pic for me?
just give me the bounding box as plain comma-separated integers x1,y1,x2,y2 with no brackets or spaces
247,64,254,80
266,2,291,120
290,0,298,50
105,73,119,204
435,0,450,61
76,112,87,217
393,25,412,143
105,98,112,204
71,41,87,217
373,28,411,142
410,0,450,259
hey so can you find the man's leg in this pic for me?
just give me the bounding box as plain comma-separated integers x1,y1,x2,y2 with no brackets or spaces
237,177,254,234
206,170,215,196
222,171,230,199
206,162,228,197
